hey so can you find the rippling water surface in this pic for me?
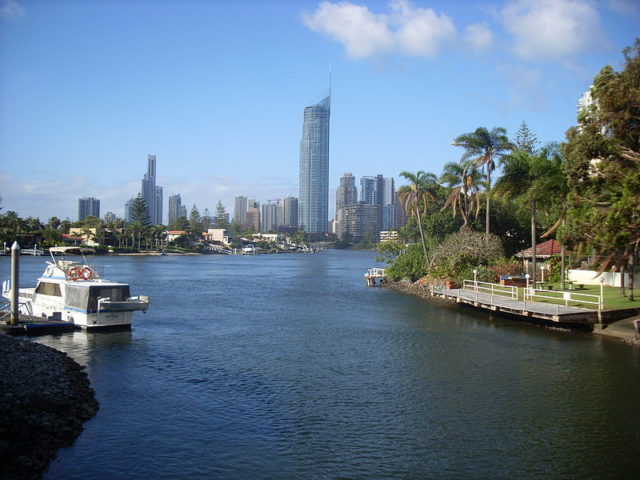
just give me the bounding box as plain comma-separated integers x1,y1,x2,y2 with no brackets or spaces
3,250,640,479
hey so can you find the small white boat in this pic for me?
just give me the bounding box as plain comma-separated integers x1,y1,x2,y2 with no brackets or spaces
2,246,149,330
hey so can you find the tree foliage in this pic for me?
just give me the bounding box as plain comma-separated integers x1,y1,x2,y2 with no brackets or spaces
561,39,640,281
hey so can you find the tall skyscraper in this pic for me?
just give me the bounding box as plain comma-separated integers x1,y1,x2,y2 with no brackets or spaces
246,199,260,232
298,91,331,233
78,197,100,221
141,154,163,225
360,176,377,205
283,197,298,229
234,196,248,226
124,197,135,223
336,172,358,212
168,194,183,225
261,200,283,232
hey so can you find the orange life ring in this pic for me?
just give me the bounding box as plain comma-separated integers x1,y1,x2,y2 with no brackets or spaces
68,266,81,280
79,266,93,280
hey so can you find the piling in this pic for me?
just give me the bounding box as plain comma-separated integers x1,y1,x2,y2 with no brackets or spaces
11,241,20,325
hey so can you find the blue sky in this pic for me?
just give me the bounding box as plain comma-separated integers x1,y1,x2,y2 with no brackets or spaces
1,0,638,223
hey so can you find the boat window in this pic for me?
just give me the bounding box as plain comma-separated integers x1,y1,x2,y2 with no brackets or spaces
87,286,131,311
66,285,90,310
35,282,62,297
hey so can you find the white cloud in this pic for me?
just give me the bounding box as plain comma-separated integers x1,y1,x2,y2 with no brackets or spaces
463,23,493,52
302,0,455,59
499,0,606,61
0,0,24,19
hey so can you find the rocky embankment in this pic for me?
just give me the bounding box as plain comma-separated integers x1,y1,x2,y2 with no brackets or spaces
0,334,99,480
384,280,456,306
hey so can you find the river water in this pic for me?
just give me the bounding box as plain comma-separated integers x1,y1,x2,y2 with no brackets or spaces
2,250,640,479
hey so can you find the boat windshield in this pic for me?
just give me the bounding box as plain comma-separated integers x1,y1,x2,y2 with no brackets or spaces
66,285,131,312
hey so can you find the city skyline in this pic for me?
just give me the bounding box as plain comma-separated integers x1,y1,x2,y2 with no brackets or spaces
1,0,638,221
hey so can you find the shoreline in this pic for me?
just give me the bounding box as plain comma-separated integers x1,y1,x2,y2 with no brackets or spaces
0,334,99,480
385,281,640,346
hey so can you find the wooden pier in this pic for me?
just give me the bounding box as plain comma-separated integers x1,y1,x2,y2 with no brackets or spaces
430,281,600,327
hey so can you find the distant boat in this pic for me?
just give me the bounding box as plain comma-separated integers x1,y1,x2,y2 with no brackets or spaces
2,246,149,330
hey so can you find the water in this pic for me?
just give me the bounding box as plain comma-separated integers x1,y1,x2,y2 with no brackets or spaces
2,250,640,479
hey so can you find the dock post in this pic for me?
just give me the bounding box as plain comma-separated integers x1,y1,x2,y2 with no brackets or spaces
10,241,20,326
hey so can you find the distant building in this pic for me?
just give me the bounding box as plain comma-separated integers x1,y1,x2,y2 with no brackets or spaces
283,197,298,229
104,211,116,223
336,172,357,212
78,197,100,221
246,200,260,232
336,202,380,243
261,200,283,232
140,154,163,225
379,230,399,242
360,176,377,205
298,91,331,233
124,197,134,223
168,194,183,225
234,196,248,226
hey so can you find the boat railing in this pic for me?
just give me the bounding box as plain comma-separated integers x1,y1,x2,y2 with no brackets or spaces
462,280,518,300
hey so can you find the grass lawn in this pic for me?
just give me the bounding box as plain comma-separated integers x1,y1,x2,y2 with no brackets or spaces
523,283,640,310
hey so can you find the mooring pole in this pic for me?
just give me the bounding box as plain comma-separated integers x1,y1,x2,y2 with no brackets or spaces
10,241,20,325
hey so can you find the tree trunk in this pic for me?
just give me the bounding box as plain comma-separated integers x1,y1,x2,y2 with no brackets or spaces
620,264,626,297
629,253,635,302
485,167,491,239
415,207,429,267
560,214,566,291
531,201,537,284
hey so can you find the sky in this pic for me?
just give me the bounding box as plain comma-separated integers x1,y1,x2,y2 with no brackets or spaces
0,0,638,223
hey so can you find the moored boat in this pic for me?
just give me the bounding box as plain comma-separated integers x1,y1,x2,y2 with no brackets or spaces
2,247,149,330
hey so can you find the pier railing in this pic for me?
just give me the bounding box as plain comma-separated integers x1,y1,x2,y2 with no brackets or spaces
462,280,518,300
525,287,602,310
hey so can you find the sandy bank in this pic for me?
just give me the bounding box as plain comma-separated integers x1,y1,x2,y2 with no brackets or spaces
0,335,99,480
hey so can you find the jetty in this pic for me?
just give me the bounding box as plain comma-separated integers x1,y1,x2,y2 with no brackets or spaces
365,268,387,287
430,280,601,326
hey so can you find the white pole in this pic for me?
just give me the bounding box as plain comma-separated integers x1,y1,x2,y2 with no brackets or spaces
10,241,20,325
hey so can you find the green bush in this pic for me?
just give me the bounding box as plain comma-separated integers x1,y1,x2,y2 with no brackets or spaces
385,244,426,281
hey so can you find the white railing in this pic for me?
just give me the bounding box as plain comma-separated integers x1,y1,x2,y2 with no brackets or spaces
365,268,386,277
525,287,602,310
462,280,518,299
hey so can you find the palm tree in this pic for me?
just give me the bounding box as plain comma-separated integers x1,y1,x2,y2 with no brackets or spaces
452,127,513,238
398,170,437,266
495,144,564,283
439,159,486,230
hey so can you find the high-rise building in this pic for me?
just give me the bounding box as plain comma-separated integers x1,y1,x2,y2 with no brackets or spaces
246,199,260,232
336,202,380,242
124,198,135,223
104,211,116,223
336,172,357,212
78,197,100,221
283,197,298,229
168,194,183,225
298,91,330,233
141,154,163,225
261,200,283,232
234,196,248,226
360,176,377,205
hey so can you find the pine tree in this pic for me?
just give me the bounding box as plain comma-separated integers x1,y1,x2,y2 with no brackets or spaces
514,121,539,154
131,194,151,225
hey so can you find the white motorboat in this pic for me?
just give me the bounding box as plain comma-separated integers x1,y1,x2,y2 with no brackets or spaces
2,246,149,330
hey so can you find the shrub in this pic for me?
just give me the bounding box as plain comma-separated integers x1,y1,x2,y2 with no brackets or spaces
385,244,426,281
429,230,505,284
